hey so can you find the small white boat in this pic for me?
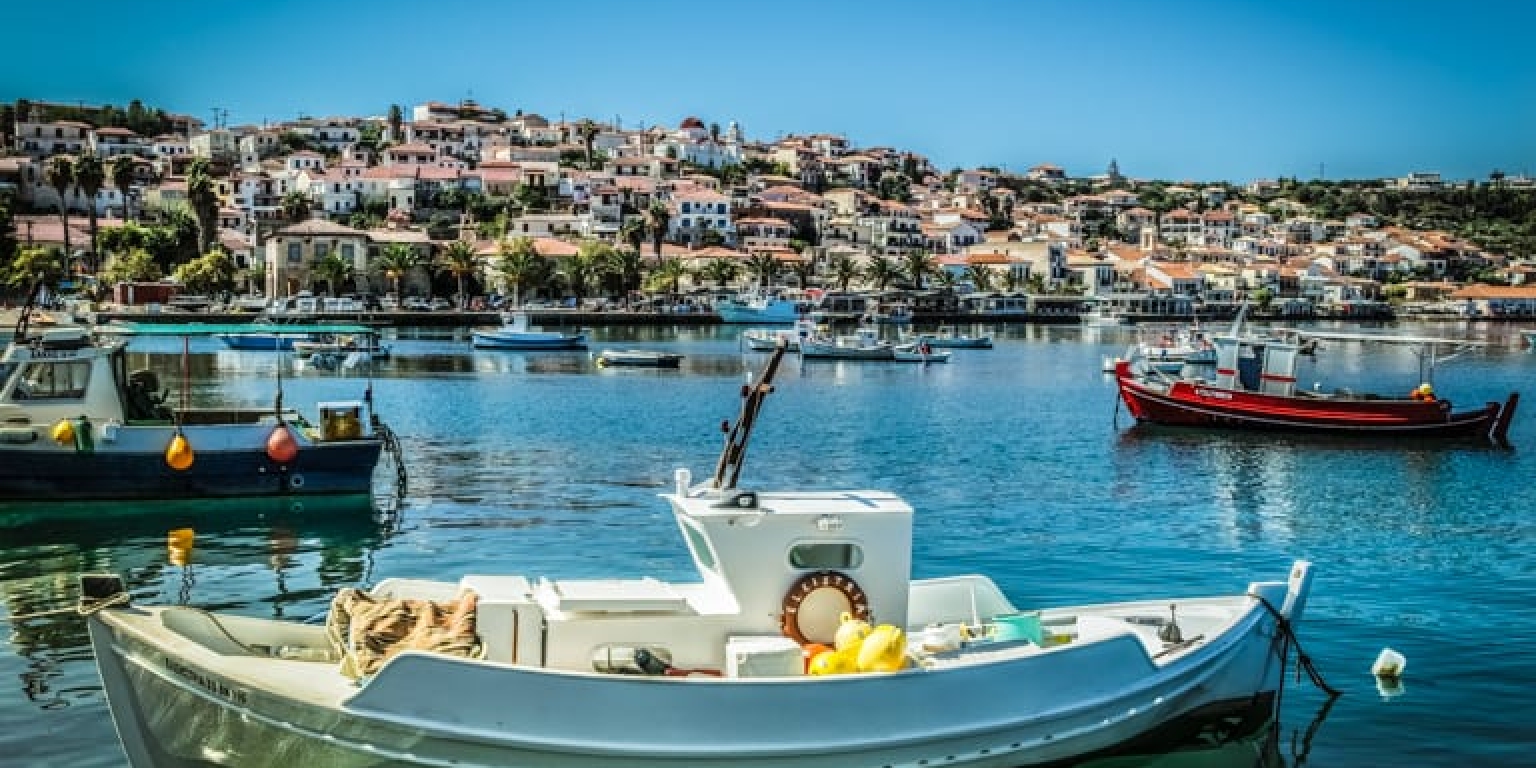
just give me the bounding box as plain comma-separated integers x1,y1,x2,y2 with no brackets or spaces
893,342,951,363
907,325,993,349
742,318,816,351
799,325,896,360
85,346,1322,768
596,349,684,368
1134,323,1215,372
471,312,587,350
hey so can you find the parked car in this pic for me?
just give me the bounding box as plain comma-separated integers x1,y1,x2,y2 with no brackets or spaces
402,297,431,311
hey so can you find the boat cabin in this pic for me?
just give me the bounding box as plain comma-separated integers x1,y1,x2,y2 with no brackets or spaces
370,468,966,676
1212,334,1303,396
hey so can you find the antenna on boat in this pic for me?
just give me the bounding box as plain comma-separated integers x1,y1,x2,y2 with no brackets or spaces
711,342,788,490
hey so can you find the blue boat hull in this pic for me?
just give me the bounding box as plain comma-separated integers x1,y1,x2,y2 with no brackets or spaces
0,441,382,500
217,334,297,351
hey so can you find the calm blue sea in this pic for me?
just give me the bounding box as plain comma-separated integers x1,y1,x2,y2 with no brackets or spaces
2,319,1534,767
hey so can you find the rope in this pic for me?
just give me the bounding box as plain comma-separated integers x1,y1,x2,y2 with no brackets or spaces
1249,592,1342,698
4,591,131,622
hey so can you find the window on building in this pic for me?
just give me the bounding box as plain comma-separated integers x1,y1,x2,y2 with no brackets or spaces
315,242,329,259
287,243,302,264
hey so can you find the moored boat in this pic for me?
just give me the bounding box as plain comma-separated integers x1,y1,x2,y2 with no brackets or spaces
907,325,993,349
595,348,684,368
715,292,806,324
1,320,393,500
892,342,951,363
1115,320,1518,441
742,318,817,351
471,311,587,350
83,345,1324,768
799,325,896,360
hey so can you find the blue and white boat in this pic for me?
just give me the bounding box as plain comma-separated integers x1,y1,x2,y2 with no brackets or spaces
472,312,588,350
716,293,805,324
217,332,300,350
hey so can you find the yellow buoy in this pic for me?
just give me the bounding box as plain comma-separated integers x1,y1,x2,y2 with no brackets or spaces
51,419,75,446
857,624,909,673
167,527,195,566
807,646,859,676
834,612,872,652
165,433,194,470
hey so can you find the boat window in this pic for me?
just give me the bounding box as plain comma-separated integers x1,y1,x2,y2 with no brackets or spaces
678,518,718,573
591,644,673,675
789,542,862,570
14,361,91,400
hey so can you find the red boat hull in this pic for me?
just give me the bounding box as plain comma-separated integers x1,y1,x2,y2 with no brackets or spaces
1116,364,1511,438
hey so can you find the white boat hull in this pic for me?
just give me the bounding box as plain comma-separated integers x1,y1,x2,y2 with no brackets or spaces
88,578,1302,768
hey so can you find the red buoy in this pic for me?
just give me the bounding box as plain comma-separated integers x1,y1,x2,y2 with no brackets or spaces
266,424,298,463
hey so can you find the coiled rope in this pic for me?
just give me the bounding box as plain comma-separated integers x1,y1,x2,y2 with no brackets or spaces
4,590,131,623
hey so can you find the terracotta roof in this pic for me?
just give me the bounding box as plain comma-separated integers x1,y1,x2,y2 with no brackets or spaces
275,219,365,237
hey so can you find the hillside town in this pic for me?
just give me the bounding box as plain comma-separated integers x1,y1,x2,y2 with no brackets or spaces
3,96,1536,319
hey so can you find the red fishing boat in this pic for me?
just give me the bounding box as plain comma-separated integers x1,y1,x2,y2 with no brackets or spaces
1114,324,1518,442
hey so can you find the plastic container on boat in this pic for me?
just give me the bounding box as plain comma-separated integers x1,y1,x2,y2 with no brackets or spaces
991,612,1044,644
726,636,805,678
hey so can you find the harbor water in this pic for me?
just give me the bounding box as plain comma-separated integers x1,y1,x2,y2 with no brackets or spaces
2,320,1535,766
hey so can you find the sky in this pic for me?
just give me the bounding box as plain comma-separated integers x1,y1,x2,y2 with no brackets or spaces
5,0,1533,183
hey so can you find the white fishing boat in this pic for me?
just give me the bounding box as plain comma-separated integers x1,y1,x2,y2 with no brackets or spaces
0,314,391,500
799,325,896,360
85,346,1323,768
742,318,817,351
905,325,993,349
892,342,951,363
471,311,587,350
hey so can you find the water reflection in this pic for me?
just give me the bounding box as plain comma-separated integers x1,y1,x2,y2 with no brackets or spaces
1,495,392,709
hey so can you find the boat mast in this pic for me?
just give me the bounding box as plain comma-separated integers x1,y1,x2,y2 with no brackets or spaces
711,342,787,489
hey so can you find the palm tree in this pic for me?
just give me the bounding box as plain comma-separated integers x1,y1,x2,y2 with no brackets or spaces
376,242,417,298
45,155,75,258
74,153,105,270
440,239,480,309
963,264,994,293
619,218,646,260
647,256,687,297
566,239,612,300
185,158,219,254
495,236,544,307
604,245,644,305
281,190,311,222
864,256,900,291
788,256,815,290
900,250,936,291
110,154,136,222
576,118,600,169
830,254,860,292
745,252,779,289
701,258,740,289
644,201,671,261
310,252,352,296
387,104,403,143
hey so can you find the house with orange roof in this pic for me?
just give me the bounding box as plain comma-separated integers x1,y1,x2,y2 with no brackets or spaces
1450,284,1536,316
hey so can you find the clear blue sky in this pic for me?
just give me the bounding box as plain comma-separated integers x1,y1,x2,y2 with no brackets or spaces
6,0,1533,183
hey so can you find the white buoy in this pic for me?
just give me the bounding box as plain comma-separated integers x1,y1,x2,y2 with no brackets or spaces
1371,647,1406,679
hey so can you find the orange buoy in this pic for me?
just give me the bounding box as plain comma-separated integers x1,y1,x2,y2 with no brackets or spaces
266,424,298,463
801,643,832,673
167,527,194,566
165,433,194,470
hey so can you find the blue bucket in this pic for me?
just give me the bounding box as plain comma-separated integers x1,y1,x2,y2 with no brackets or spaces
992,612,1044,644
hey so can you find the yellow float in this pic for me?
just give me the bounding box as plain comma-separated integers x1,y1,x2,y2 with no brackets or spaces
51,419,75,445
165,433,194,470
857,624,909,672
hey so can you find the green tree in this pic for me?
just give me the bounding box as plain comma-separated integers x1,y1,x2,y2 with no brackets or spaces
45,155,75,258
387,104,403,143
603,242,643,301
864,256,900,291
440,239,481,308
900,250,936,290
964,264,994,293
700,258,740,289
576,118,600,169
788,256,815,290
110,154,136,222
99,247,163,285
745,252,779,289
281,190,311,222
495,236,545,307
644,201,671,260
5,246,67,290
171,249,237,295
310,251,353,296
74,152,105,270
376,242,418,298
646,256,687,296
185,158,220,254
563,239,612,300
619,218,646,260
830,254,860,291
